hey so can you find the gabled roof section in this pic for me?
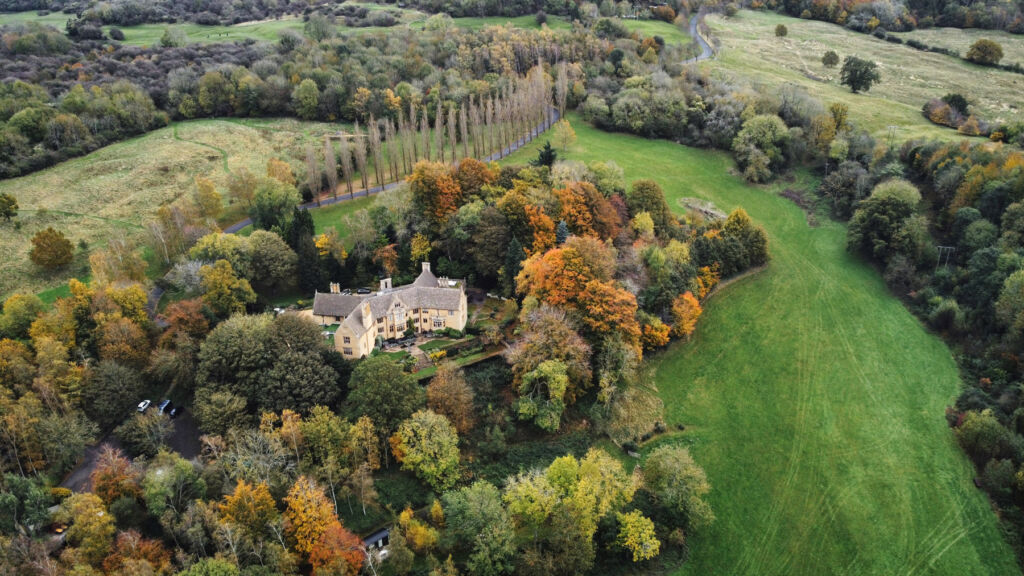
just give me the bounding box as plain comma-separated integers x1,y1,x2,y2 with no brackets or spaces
312,292,365,318
413,266,440,288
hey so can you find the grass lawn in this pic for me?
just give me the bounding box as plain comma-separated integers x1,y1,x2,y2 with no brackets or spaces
892,26,1024,67
502,114,1019,574
619,17,691,44
417,339,455,351
704,10,1023,140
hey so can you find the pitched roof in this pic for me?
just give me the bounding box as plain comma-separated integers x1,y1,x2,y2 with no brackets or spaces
413,266,440,287
312,292,365,318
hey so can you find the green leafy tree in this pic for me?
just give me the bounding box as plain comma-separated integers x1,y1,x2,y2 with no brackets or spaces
732,115,791,182
966,39,1003,65
616,510,660,562
957,409,1012,463
250,177,301,231
442,481,517,576
390,409,461,492
143,450,207,519
55,493,116,567
0,473,51,536
199,259,257,318
515,360,570,432
0,193,16,221
642,445,714,530
115,411,173,457
292,79,320,121
822,50,839,68
192,388,251,435
29,226,73,269
347,356,425,441
531,141,557,168
84,361,144,431
840,56,881,93
0,293,45,339
179,559,241,576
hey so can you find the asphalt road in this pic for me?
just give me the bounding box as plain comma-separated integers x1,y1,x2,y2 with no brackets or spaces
684,13,715,64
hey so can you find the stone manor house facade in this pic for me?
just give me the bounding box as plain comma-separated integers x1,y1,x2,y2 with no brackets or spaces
311,262,468,358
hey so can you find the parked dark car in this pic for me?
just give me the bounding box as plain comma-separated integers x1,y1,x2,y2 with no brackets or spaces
356,287,371,294
158,399,173,415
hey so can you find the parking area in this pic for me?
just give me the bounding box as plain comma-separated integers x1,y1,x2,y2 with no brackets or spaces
59,405,202,493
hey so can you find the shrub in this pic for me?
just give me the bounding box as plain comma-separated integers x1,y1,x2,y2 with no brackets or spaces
775,24,788,37
651,6,676,23
29,227,74,269
535,10,547,25
108,27,125,41
966,39,1004,66
821,50,839,68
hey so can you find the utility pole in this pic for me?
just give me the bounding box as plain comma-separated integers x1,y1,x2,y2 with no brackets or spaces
935,246,955,273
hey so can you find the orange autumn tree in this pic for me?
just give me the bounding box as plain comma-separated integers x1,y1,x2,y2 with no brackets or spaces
525,204,556,254
372,244,400,277
220,479,279,539
578,279,641,351
408,160,463,235
517,246,603,308
639,312,671,350
90,446,141,506
671,292,702,339
284,476,338,558
555,183,596,237
695,265,720,300
453,157,496,199
309,521,365,576
101,530,171,575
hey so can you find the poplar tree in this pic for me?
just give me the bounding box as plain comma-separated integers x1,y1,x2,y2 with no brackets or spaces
306,144,321,205
352,122,369,191
336,133,354,199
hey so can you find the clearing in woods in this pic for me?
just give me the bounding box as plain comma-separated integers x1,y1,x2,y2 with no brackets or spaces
502,114,1020,575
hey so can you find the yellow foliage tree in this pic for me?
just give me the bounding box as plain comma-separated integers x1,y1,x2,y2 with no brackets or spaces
671,291,702,339
284,476,337,557
267,158,296,186
194,177,223,220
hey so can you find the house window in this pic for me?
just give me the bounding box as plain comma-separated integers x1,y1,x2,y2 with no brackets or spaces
433,318,444,328
343,348,353,355
378,325,384,332
448,310,454,316
343,336,351,344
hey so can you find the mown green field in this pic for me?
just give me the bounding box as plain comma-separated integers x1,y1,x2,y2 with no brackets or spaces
704,10,1024,140
504,115,1020,575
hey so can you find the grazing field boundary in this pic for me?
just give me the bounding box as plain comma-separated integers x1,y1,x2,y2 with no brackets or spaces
501,114,1020,575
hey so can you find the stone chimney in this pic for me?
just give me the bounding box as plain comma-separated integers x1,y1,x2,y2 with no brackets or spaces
422,262,431,273
380,277,392,291
361,301,373,330
329,282,340,294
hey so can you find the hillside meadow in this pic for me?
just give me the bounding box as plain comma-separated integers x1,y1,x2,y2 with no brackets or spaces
503,115,1020,575
0,118,344,299
703,10,1024,141
893,26,1024,66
